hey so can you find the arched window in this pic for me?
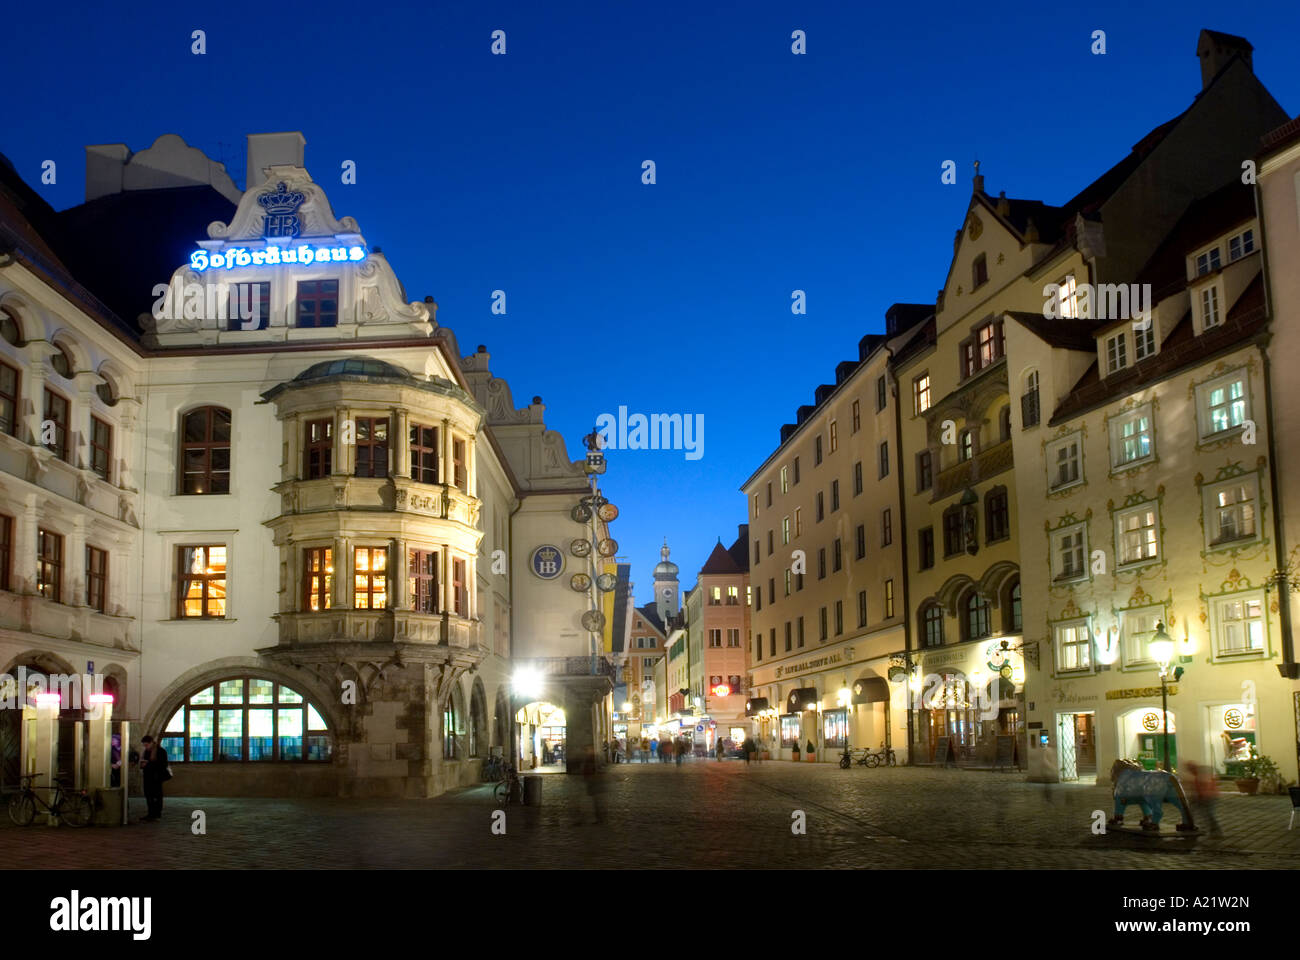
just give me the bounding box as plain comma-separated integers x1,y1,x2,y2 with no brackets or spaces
959,429,974,462
0,308,22,346
180,406,232,494
159,677,332,763
469,687,486,758
1003,580,1024,632
964,591,991,641
51,344,74,379
443,687,464,760
921,603,944,647
96,375,118,407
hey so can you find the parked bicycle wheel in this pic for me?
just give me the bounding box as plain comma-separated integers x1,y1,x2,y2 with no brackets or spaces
8,793,35,826
838,754,851,769
493,780,511,805
865,753,881,768
60,793,94,827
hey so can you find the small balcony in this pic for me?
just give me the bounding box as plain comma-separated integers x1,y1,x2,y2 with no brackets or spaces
933,439,1014,501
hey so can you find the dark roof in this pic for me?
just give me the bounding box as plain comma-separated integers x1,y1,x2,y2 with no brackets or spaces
1133,181,1256,305
1050,274,1266,424
293,356,410,381
700,541,742,576
1260,114,1300,157
727,523,750,572
1007,311,1097,352
636,603,665,634
55,185,238,333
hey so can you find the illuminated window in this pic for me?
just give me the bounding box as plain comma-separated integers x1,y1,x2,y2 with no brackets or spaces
160,678,331,763
354,547,388,609
37,529,63,602
178,545,227,618
1116,504,1159,567
1109,406,1153,468
1057,276,1078,319
1197,372,1248,438
1205,477,1258,547
1214,593,1265,657
302,547,333,611
711,585,722,605
1055,620,1092,672
913,374,931,414
181,407,232,494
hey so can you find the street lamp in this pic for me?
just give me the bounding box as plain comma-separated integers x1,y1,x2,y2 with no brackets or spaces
1147,621,1183,773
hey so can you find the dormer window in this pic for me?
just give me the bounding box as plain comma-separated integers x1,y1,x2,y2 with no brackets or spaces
1134,321,1155,361
972,254,988,289
1196,247,1221,277
1105,333,1128,374
1228,229,1254,262
1200,285,1221,330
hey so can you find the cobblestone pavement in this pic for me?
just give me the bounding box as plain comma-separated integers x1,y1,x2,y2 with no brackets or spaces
3,760,1297,869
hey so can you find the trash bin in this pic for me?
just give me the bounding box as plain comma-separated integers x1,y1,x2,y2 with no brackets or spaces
93,787,125,827
522,775,543,807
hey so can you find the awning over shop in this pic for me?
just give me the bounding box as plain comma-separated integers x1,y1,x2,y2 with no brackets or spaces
745,697,770,717
851,675,890,704
786,687,818,713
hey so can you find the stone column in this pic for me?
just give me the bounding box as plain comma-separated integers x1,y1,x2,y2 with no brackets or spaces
68,514,87,607
18,494,38,594
441,418,452,489
338,408,352,476
394,408,410,478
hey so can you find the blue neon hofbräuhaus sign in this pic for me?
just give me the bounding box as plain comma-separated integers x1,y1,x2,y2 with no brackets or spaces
189,243,366,272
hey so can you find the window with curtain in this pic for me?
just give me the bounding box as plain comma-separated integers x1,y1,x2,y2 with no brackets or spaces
177,545,227,618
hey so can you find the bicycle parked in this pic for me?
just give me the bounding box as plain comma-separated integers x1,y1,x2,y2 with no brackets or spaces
838,744,897,768
481,755,507,783
7,774,94,827
493,763,523,805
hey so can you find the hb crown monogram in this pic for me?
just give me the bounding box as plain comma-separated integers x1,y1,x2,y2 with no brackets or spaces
258,181,306,238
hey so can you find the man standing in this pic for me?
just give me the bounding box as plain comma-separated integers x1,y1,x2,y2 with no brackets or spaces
140,735,169,822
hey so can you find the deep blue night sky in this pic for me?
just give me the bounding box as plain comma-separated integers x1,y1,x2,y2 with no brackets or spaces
7,1,1299,602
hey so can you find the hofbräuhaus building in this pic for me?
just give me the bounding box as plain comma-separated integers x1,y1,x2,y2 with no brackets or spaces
0,131,618,798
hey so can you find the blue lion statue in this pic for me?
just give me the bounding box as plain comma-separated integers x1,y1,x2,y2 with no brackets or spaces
1108,759,1197,832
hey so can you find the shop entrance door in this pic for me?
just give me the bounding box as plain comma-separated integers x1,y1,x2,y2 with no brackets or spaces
1056,713,1077,780
1074,713,1096,775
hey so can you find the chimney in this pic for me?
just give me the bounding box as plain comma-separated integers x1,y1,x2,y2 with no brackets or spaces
245,132,306,189
1197,29,1253,91
85,143,129,202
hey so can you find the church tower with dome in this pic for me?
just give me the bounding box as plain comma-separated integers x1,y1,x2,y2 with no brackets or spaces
653,540,680,624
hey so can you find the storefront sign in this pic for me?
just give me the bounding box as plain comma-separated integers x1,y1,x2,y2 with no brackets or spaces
1050,683,1099,706
1106,686,1176,700
776,652,843,678
918,647,973,668
189,242,366,272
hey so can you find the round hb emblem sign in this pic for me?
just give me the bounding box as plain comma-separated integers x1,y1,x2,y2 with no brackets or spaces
530,545,564,580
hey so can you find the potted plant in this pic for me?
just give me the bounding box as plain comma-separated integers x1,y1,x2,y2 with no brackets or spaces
1234,748,1278,795
790,741,800,762
805,739,817,762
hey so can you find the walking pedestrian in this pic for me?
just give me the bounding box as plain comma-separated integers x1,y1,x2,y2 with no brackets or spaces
742,736,754,765
139,735,169,822
649,738,658,761
573,744,607,826
1184,761,1222,836
674,737,685,767
716,739,726,762
640,737,650,763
